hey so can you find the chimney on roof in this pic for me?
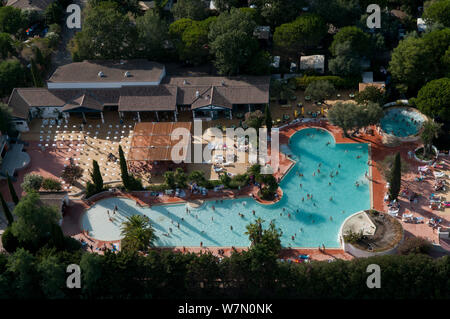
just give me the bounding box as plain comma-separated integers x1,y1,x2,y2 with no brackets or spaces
98,71,104,78
195,90,200,98
124,71,131,77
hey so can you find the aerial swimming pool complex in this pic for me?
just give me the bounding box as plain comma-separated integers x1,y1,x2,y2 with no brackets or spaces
83,128,371,248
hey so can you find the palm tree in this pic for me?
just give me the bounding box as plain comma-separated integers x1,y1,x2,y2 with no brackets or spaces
421,120,442,157
121,215,157,252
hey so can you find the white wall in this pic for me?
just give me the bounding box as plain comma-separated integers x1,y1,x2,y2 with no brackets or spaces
12,120,29,132
30,107,61,119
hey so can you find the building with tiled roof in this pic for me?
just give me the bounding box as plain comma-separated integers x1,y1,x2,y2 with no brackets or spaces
7,60,270,130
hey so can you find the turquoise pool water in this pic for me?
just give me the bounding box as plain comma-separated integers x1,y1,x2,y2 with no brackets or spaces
82,128,371,248
380,108,425,137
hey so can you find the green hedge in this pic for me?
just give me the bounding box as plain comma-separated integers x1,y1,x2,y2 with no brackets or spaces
290,75,360,90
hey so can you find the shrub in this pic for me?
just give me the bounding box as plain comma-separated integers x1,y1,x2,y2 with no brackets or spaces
1,227,19,253
128,176,143,191
229,174,249,189
343,230,364,244
61,161,83,185
45,31,60,48
292,75,360,90
42,178,62,191
397,237,432,255
21,173,43,192
63,236,82,252
85,181,99,198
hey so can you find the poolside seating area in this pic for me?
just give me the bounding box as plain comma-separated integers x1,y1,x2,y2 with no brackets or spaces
20,118,137,192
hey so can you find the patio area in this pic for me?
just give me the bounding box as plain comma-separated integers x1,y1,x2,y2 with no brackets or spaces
0,143,30,179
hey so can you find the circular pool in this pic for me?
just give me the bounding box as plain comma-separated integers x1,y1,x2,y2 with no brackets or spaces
380,107,426,138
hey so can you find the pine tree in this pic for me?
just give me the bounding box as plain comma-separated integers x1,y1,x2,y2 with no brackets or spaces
0,192,14,226
118,145,130,189
388,152,401,200
7,173,19,205
264,104,272,134
90,160,103,192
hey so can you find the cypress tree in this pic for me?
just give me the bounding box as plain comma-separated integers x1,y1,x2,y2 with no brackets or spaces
0,192,14,226
90,160,103,192
30,59,43,87
118,145,129,189
388,152,401,200
264,104,272,134
7,173,19,205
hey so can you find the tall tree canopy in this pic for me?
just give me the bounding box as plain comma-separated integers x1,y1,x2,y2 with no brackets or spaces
0,60,27,97
389,29,450,94
330,26,372,57
171,0,208,21
413,78,450,121
273,14,327,56
423,0,450,27
0,6,24,35
0,33,14,59
388,152,402,200
136,10,169,60
250,0,306,28
310,0,362,27
208,8,258,75
11,192,60,245
69,2,137,60
169,17,215,65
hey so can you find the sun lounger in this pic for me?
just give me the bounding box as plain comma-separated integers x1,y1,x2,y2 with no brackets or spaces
388,210,399,217
418,165,430,173
402,213,413,222
433,171,446,178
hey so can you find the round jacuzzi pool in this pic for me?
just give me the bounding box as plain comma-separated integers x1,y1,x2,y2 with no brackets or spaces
380,107,425,137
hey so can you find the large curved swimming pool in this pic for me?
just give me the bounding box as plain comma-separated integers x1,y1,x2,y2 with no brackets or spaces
380,107,425,137
82,128,371,248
